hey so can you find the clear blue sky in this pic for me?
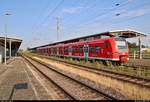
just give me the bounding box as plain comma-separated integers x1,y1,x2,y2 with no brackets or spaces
0,0,150,49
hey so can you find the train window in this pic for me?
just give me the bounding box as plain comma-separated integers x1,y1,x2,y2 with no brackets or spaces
77,48,79,52
75,48,77,52
51,49,53,52
96,46,101,53
74,48,77,52
56,48,57,52
54,48,56,53
72,48,74,52
67,48,69,52
73,48,75,52
68,48,71,52
78,47,80,52
59,49,61,53
54,48,55,53
65,48,68,52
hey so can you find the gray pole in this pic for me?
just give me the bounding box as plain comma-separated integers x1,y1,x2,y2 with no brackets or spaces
4,13,11,65
138,37,142,59
9,39,11,58
4,23,7,65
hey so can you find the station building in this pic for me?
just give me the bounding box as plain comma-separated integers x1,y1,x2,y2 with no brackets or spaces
0,37,22,63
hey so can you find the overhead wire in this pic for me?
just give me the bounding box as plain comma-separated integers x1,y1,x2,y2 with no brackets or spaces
31,0,52,35
33,0,64,37
63,0,131,35
30,0,65,47
29,0,53,47
101,1,150,26
76,0,133,27
32,1,52,30
65,0,150,34
40,0,64,25
33,0,64,34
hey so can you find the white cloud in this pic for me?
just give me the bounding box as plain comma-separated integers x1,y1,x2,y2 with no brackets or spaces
62,6,84,14
116,5,150,19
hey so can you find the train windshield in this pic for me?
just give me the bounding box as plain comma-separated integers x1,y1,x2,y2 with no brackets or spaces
115,38,128,52
116,41,128,52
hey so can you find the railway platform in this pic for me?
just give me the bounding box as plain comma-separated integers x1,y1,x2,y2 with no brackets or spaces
0,57,52,100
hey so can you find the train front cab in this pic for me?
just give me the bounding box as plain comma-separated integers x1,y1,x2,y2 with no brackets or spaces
112,37,129,64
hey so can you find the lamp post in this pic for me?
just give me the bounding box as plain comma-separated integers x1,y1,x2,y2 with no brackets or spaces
4,12,11,65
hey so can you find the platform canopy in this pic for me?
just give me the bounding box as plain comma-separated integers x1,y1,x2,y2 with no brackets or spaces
0,37,22,48
0,37,22,56
31,30,146,50
109,30,146,38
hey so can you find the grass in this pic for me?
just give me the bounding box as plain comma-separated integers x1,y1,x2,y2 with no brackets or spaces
24,52,150,78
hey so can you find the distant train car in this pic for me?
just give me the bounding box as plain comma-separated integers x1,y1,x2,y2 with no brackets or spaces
37,37,129,64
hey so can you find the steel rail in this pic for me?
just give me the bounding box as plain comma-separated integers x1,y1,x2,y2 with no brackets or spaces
28,54,150,88
22,55,76,100
22,54,119,100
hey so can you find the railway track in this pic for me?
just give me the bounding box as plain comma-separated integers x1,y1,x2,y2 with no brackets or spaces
122,64,150,70
22,55,118,100
26,54,150,89
23,58,73,100
23,56,75,100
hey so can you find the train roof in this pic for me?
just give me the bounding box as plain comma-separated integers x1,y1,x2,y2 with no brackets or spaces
30,30,146,50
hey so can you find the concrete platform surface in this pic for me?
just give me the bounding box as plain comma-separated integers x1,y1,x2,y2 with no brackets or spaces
0,57,52,100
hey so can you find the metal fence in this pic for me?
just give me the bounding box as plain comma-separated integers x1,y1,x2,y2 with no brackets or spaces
129,52,150,59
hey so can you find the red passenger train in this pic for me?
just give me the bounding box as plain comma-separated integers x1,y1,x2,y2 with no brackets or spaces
37,37,129,64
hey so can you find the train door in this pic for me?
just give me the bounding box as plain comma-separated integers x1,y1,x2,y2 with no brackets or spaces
69,46,72,56
83,45,89,60
57,47,59,55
